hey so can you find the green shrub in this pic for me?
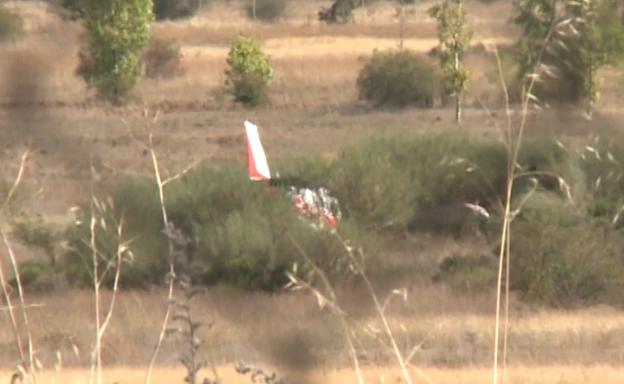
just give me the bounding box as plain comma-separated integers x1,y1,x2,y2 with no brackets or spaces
579,137,624,226
511,192,624,307
167,167,359,290
64,167,371,291
153,0,200,20
77,0,153,102
434,254,496,293
12,261,54,292
63,181,166,288
225,36,273,106
272,156,335,189
249,0,288,22
12,219,56,254
0,5,23,42
357,50,439,107
12,219,58,270
318,0,358,24
331,134,508,231
144,37,184,79
330,138,417,228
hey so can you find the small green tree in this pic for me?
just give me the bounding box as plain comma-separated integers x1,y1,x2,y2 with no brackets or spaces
78,0,153,102
567,0,624,117
225,36,273,106
513,0,560,84
428,0,471,123
513,0,624,115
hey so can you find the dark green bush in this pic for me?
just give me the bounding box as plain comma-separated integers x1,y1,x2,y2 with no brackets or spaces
0,5,23,42
331,134,508,231
249,0,288,22
318,0,358,23
144,37,184,79
153,0,200,20
12,261,54,292
273,156,335,190
579,137,624,226
434,254,497,293
357,50,439,107
63,167,370,291
64,180,166,288
12,219,56,257
511,192,624,307
167,167,360,290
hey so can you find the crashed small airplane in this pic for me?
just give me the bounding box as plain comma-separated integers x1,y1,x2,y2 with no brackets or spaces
244,120,342,229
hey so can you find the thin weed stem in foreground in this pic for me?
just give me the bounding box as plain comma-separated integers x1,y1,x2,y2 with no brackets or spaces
138,111,202,384
490,14,569,382
286,233,365,384
0,151,35,383
87,195,131,384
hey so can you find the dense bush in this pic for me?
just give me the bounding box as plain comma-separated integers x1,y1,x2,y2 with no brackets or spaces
579,137,624,226
58,132,624,306
63,168,368,291
225,36,273,106
330,135,508,231
153,0,200,20
0,5,23,41
249,0,288,22
318,0,358,23
143,37,184,79
64,180,166,288
166,167,360,290
357,50,439,107
12,261,54,292
511,192,624,307
77,0,153,102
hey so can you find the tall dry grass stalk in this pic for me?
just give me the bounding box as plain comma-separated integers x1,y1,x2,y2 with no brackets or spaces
0,151,37,383
287,233,435,384
490,13,573,383
87,194,132,384
137,110,201,384
286,234,365,384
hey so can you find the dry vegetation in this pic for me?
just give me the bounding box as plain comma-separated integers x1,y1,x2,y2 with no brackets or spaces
2,0,624,383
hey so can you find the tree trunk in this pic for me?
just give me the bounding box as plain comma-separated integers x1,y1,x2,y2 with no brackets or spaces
586,64,595,120
455,51,462,123
399,1,405,50
252,0,256,20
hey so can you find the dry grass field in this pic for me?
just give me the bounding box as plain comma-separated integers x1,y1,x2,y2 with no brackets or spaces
5,366,624,384
2,1,624,383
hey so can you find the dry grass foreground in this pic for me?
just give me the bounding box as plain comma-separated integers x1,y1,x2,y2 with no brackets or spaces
2,366,624,384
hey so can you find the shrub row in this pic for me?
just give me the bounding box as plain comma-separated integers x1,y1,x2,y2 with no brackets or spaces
13,133,624,308
62,167,370,291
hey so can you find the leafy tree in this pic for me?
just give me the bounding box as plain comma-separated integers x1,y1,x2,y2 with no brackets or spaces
428,0,471,123
568,0,624,117
513,0,560,82
513,0,624,115
77,0,153,102
225,36,273,106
